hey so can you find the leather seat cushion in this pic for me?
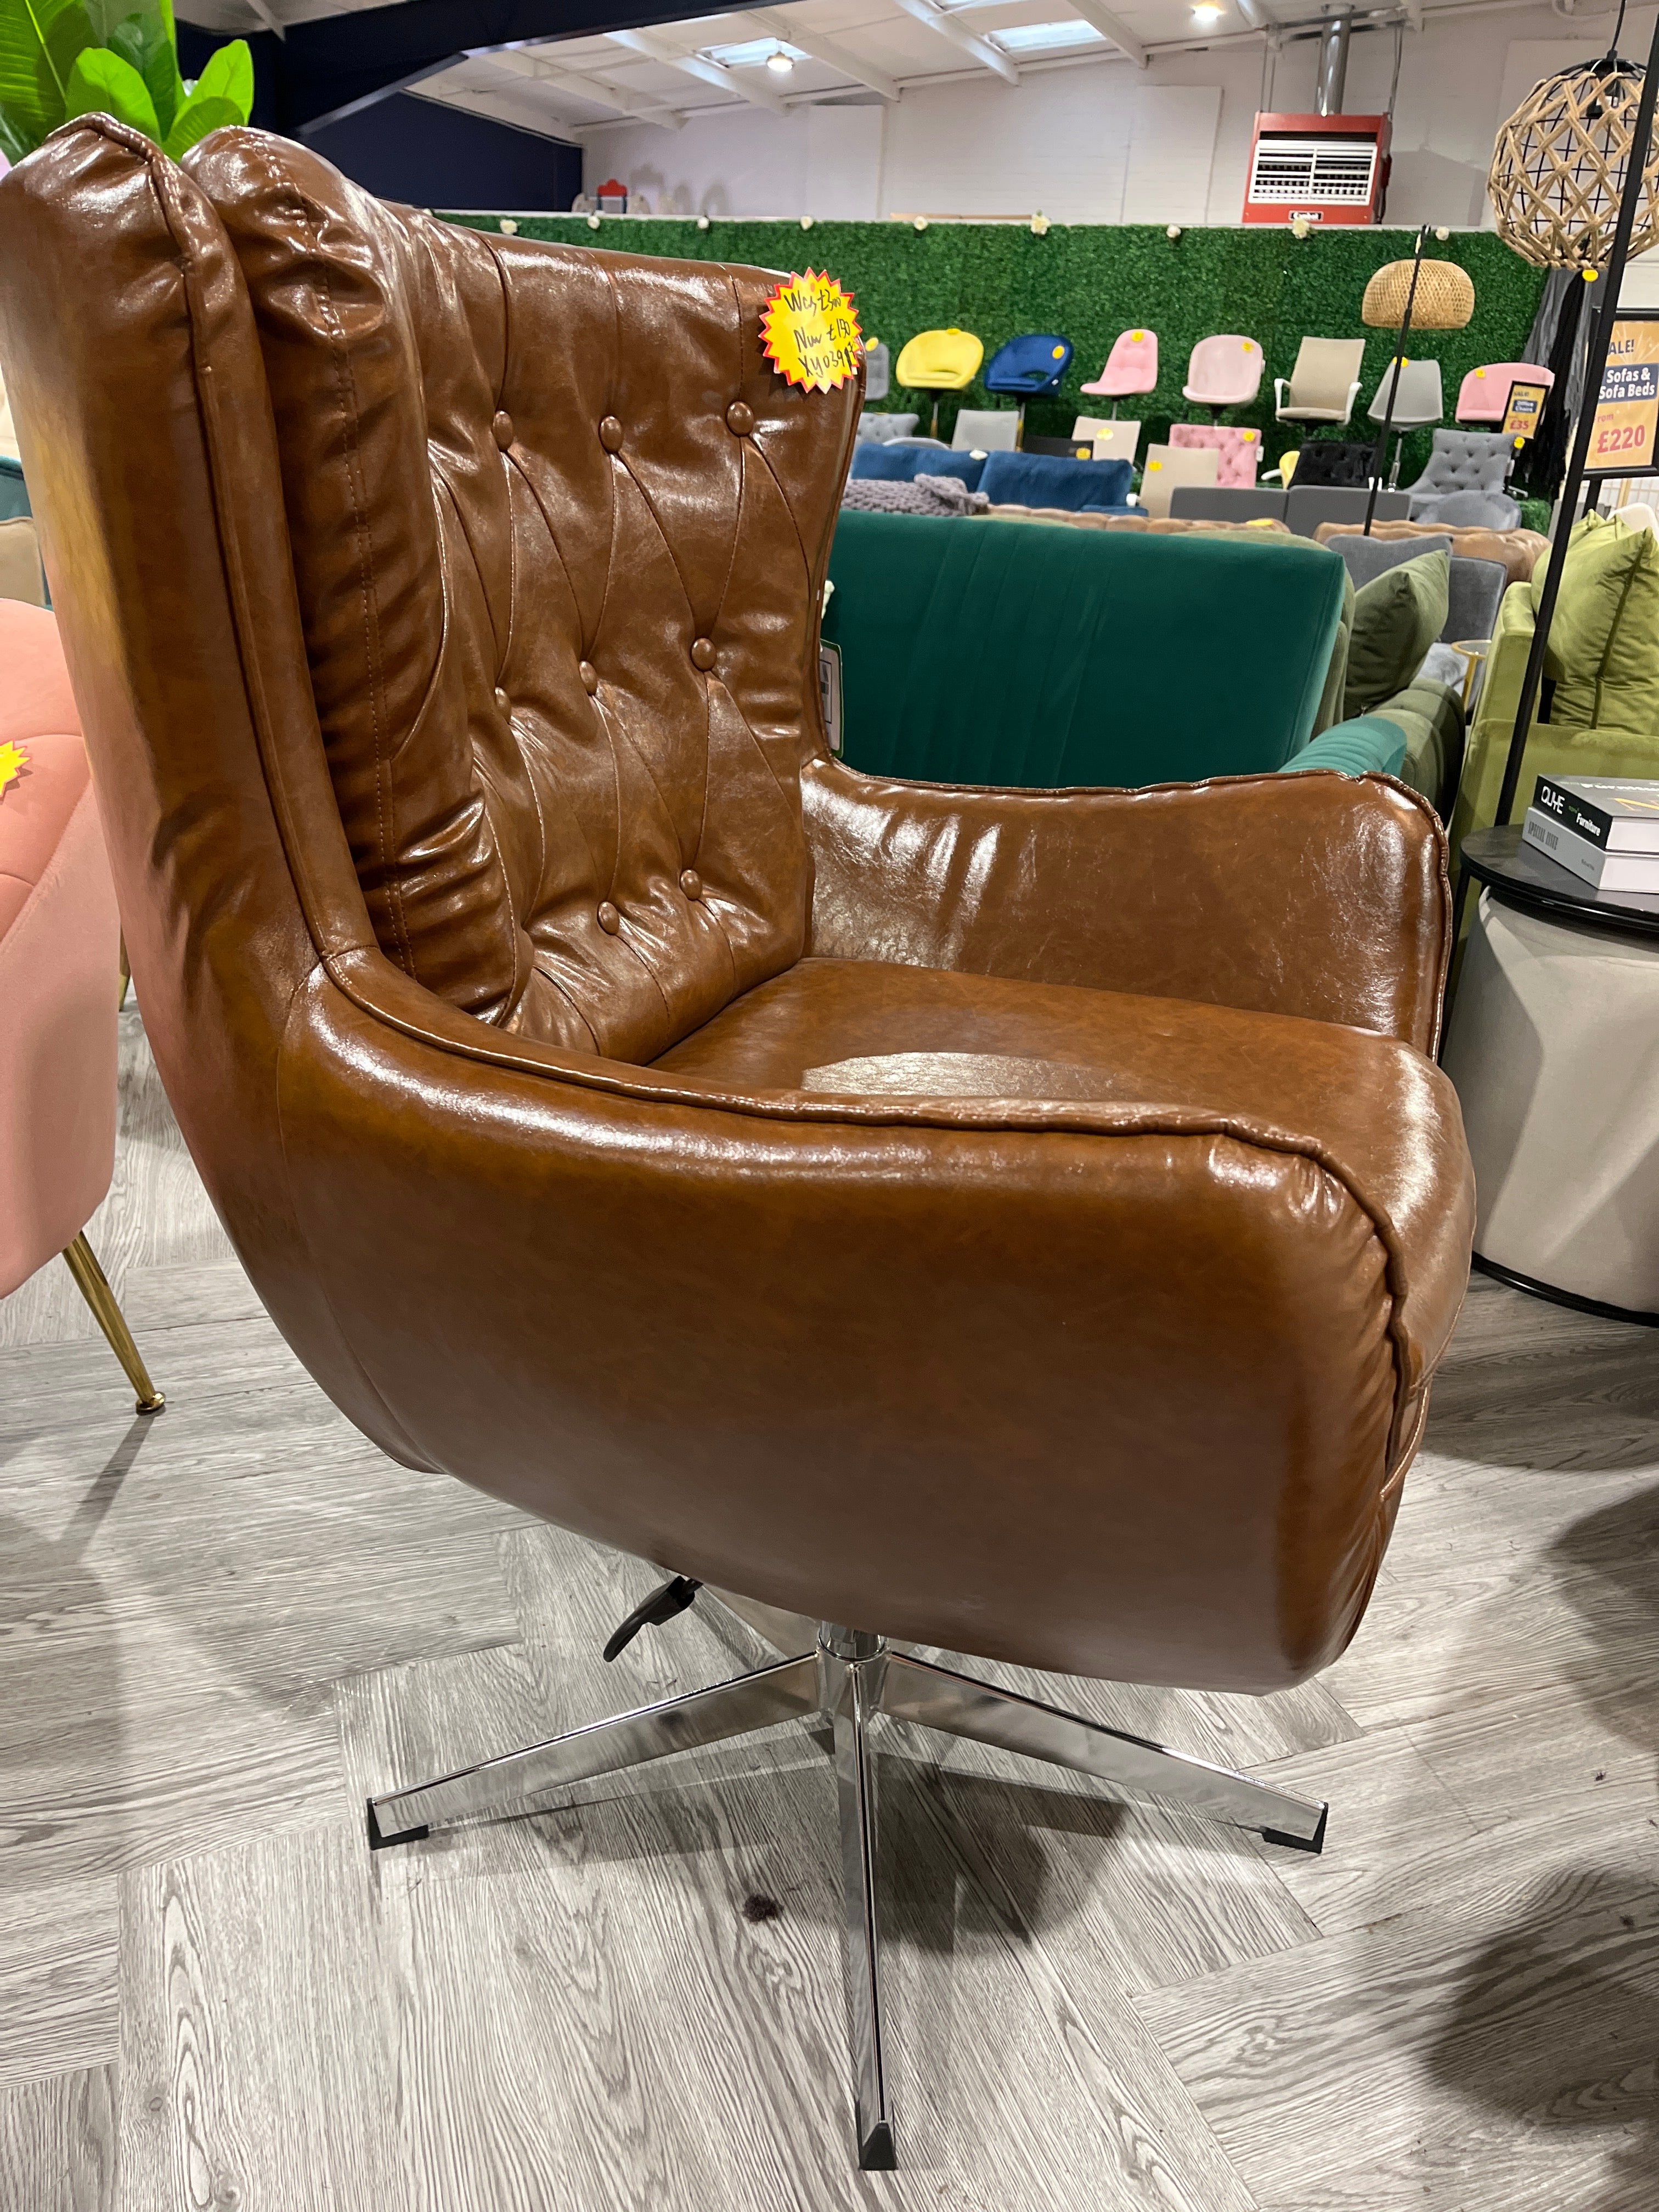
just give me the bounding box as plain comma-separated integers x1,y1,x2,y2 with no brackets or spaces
656,954,1471,1385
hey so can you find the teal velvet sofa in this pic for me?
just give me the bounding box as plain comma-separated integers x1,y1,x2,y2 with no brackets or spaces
823,511,1411,791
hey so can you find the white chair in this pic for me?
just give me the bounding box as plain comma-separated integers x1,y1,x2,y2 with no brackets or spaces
1075,416,1140,462
1366,358,1444,485
1275,338,1365,428
1139,443,1218,520
950,409,1019,454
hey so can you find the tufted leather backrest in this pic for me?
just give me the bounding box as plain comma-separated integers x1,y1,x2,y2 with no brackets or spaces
184,134,858,1061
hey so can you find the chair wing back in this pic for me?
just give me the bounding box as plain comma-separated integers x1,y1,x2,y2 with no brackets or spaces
0,121,857,1452
1,125,857,1073
1291,338,1365,409
197,134,856,1061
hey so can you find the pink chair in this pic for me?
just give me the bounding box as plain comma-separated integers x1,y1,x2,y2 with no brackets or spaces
0,600,163,1411
1182,334,1264,416
1080,328,1158,408
1169,422,1262,488
1456,362,1555,425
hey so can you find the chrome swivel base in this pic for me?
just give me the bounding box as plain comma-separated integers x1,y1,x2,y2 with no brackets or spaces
366,1601,1327,2171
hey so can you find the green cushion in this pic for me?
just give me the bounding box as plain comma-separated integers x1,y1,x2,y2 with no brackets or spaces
824,511,1347,786
1536,511,1659,731
1283,715,1408,779
1344,550,1449,720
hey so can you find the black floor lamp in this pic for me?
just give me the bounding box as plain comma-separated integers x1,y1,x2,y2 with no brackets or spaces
1487,12,1659,830
1363,225,1430,537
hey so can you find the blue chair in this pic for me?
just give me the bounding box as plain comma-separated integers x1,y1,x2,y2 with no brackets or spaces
985,333,1074,399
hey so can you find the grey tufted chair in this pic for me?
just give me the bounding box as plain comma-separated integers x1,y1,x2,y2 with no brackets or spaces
1405,428,1519,526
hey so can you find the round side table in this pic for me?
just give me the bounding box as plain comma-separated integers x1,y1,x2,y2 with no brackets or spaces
1443,826,1659,1324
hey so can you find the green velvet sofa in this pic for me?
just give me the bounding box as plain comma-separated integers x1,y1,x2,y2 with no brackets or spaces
1451,511,1659,862
823,510,1455,803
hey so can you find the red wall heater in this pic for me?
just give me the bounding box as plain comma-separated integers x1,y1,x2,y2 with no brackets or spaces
1242,112,1392,227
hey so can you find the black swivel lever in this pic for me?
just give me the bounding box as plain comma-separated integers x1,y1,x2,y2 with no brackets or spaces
602,1575,702,1662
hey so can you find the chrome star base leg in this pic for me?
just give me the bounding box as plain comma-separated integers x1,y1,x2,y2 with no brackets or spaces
365,1613,1328,2168
821,1626,896,2170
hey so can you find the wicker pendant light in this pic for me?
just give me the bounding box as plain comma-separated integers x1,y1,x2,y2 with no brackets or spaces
1361,259,1475,330
1489,43,1659,268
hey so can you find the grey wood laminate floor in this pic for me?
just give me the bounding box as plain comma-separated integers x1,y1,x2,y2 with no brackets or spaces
3,1009,1657,2210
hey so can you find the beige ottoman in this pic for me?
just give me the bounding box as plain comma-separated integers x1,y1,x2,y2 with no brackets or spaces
1443,887,1659,1319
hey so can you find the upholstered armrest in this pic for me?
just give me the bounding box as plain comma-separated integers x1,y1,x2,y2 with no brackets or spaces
1283,716,1409,780
802,757,1451,1053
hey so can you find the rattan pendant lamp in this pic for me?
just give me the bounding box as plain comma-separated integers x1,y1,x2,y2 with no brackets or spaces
1489,13,1659,507
1489,28,1659,270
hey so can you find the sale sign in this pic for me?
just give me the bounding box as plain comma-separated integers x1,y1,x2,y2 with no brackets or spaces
1588,312,1659,476
1502,380,1548,439
760,270,863,393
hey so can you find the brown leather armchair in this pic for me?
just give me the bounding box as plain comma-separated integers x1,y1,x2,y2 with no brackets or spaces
0,121,1474,2171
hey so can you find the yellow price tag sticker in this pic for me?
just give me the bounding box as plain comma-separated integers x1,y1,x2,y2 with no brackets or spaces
0,740,29,799
760,269,864,393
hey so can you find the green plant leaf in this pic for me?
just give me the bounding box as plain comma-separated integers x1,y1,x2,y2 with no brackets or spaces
0,0,95,151
108,8,178,133
64,41,157,138
161,85,235,157
0,106,33,161
189,35,249,118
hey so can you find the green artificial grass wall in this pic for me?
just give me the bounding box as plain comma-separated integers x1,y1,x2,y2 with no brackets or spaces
443,211,1547,488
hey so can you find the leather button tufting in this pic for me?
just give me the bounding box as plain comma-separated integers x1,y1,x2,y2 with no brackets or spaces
599,416,623,452
691,636,716,670
681,869,703,900
494,687,509,713
579,661,599,695
597,900,620,934
725,402,754,436
492,410,514,449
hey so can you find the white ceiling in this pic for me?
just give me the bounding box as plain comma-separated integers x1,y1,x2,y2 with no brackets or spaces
178,0,1503,142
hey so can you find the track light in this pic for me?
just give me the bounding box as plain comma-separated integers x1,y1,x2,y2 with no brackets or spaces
766,46,794,73
1192,3,1222,20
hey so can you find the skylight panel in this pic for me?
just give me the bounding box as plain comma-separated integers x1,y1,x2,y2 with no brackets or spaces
992,19,1107,50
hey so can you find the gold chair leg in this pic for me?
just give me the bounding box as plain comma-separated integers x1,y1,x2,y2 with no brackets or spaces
61,1232,164,1413
117,935,130,1008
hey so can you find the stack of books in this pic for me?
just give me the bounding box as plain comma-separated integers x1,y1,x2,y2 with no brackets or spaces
1522,776,1659,893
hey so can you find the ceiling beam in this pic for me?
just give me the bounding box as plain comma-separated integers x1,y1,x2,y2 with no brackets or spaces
488,43,685,127
740,7,901,100
607,25,791,115
1065,0,1146,66
885,0,1019,87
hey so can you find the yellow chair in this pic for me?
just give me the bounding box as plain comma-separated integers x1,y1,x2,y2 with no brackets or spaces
894,326,984,436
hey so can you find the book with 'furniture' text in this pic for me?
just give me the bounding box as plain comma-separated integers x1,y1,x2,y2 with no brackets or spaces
1532,774,1659,853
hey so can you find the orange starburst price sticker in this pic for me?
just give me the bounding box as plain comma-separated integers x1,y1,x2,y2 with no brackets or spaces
0,740,28,799
760,270,863,393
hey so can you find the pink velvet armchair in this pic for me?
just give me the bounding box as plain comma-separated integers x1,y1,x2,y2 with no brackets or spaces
0,598,162,1410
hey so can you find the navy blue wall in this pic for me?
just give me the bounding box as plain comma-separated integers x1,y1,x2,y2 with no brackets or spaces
176,23,580,209
309,92,580,207
179,1,709,135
